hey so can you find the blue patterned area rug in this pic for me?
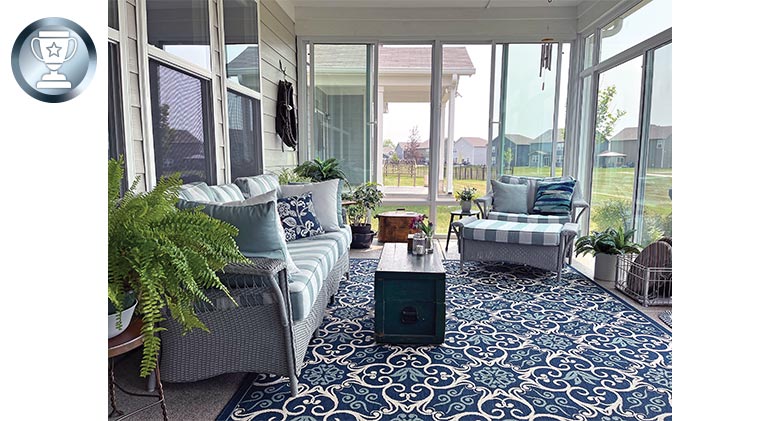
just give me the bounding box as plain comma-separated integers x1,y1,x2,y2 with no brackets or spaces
217,259,672,421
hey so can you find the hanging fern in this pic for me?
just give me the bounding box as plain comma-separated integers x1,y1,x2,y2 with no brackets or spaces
108,158,249,377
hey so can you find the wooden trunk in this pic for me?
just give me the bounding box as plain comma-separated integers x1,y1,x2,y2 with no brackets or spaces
377,210,421,243
374,243,446,344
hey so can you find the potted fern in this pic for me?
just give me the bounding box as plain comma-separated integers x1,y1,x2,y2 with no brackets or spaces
574,225,641,282
108,158,248,377
293,157,348,184
345,182,384,248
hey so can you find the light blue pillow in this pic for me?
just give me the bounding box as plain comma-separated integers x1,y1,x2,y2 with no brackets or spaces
177,199,286,260
490,179,529,214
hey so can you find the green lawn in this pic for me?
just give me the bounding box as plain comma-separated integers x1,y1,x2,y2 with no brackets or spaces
370,166,672,243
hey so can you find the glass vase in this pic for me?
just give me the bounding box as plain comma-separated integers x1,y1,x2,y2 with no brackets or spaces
412,234,426,256
425,235,434,254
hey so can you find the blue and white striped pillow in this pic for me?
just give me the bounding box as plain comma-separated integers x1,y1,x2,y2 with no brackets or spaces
234,174,281,198
208,183,244,203
532,179,576,215
178,182,216,203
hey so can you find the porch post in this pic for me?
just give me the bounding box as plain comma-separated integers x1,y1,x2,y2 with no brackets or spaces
446,75,458,194
439,90,448,194
376,86,385,186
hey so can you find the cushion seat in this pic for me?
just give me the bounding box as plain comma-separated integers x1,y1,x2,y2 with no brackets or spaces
488,211,570,224
462,219,564,246
286,234,342,322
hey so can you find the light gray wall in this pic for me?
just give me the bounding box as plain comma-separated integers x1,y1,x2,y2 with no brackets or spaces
260,0,298,173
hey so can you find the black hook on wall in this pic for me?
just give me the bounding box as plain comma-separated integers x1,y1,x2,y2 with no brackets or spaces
279,60,287,81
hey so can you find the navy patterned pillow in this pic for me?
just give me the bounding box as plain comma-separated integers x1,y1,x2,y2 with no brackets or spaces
532,179,576,215
277,192,325,241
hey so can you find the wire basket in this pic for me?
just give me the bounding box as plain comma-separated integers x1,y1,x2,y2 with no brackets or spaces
615,254,672,306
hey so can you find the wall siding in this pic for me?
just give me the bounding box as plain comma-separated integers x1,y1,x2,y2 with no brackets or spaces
260,0,298,172
125,0,147,191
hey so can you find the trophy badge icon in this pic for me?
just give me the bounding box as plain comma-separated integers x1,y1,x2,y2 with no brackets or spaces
31,30,78,89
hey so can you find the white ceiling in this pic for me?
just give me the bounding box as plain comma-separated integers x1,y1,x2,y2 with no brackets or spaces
291,0,584,8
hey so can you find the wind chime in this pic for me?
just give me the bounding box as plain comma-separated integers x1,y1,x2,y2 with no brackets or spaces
539,38,554,91
539,0,554,91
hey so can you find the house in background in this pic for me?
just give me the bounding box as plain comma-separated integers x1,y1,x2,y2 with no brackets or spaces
595,124,673,168
530,128,566,168
453,137,487,165
394,140,430,163
490,133,534,168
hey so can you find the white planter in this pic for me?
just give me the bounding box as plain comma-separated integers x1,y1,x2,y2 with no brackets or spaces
593,253,618,282
109,299,137,339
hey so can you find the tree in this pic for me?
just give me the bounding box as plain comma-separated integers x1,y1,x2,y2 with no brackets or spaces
404,125,423,163
595,85,626,144
383,138,395,148
503,147,513,174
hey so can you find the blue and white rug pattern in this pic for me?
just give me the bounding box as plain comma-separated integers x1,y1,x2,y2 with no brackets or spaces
218,259,672,421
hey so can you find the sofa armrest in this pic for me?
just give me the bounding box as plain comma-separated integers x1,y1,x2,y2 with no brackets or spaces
474,194,492,219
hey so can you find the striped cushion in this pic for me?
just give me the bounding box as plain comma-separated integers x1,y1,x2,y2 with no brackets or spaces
462,219,563,246
293,226,352,256
532,179,576,215
178,182,216,202
208,183,244,203
234,174,281,198
488,211,570,224
286,237,340,321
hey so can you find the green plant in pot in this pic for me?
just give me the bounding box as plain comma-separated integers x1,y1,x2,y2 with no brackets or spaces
346,182,384,249
454,186,477,213
574,225,641,282
108,158,248,377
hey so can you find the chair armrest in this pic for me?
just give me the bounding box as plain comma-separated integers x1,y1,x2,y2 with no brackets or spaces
452,215,478,237
571,199,589,224
474,194,492,218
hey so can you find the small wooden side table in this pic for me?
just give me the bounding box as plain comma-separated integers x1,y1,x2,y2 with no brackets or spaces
445,209,481,251
109,317,168,421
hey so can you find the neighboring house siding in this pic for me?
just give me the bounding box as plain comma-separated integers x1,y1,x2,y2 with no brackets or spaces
260,0,298,172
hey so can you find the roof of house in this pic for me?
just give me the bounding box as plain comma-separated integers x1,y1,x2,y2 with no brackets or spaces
396,140,430,149
533,128,566,143
610,125,673,141
383,146,394,155
167,129,202,144
228,46,476,75
492,133,534,146
455,136,488,147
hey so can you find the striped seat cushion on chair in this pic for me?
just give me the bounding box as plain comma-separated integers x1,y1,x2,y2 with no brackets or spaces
208,183,245,203
234,174,281,198
178,182,217,203
488,211,570,224
462,219,563,246
286,237,340,322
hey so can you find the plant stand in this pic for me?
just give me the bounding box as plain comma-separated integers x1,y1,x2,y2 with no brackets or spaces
108,317,168,421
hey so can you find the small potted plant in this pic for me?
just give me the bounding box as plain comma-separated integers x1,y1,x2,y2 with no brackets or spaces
410,214,435,253
346,182,384,249
454,186,477,213
574,225,641,282
108,158,248,377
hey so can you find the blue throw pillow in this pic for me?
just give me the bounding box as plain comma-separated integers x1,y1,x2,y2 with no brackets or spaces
532,179,576,215
177,199,286,260
277,193,325,241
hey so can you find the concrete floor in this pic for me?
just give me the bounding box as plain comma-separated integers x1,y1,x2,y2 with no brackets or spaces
109,238,671,420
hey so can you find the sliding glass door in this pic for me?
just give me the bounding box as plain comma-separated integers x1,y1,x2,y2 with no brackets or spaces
310,44,374,186
635,43,672,245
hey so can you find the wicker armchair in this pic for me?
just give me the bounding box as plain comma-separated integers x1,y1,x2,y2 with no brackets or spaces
158,254,348,397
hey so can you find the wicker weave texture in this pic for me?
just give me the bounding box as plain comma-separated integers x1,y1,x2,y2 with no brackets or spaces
159,254,349,387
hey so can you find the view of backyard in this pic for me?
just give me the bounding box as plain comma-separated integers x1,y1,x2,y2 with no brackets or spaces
368,164,672,244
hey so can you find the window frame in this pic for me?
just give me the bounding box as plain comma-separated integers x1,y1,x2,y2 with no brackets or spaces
226,88,264,178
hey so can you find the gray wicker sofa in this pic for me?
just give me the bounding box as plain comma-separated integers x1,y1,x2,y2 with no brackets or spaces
158,175,349,397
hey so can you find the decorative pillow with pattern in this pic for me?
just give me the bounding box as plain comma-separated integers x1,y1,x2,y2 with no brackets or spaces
277,193,325,241
532,179,576,215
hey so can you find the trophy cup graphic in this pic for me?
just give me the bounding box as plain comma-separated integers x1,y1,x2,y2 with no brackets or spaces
30,31,78,89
